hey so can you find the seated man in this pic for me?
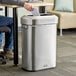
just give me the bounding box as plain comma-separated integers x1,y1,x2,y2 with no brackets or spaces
0,0,34,60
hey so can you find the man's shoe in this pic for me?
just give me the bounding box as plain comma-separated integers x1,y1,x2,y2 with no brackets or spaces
0,46,3,49
4,51,13,60
0,46,3,51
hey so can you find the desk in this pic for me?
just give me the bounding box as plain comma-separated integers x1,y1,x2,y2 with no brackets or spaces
0,2,53,65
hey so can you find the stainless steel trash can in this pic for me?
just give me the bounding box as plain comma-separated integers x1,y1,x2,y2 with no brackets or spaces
21,14,58,71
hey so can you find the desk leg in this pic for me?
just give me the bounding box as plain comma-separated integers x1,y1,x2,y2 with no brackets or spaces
13,8,18,65
5,7,7,16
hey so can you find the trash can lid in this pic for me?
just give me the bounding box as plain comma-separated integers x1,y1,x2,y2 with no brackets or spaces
21,15,58,25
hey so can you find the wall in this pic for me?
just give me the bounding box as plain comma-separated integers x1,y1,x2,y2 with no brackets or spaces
44,0,76,12
0,6,5,16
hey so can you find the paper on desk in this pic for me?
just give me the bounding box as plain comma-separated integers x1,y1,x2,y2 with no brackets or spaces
31,8,40,16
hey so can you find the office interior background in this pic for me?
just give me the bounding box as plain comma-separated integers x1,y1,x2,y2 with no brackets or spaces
0,0,76,76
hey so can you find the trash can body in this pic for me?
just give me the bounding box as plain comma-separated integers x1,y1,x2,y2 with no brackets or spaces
21,15,58,71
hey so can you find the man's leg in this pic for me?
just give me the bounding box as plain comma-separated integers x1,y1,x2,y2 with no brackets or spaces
4,23,14,60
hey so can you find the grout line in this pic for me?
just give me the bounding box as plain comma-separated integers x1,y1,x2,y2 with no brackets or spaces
58,39,76,46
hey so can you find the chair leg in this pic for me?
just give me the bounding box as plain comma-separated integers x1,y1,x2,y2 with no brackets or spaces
60,29,63,36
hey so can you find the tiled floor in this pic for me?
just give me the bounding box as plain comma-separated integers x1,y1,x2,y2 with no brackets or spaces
0,29,76,76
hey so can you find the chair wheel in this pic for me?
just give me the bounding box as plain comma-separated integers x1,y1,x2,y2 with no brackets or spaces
2,61,6,64
0,53,7,64
0,59,6,64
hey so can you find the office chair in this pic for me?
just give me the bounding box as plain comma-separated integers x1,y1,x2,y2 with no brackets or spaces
0,26,11,64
